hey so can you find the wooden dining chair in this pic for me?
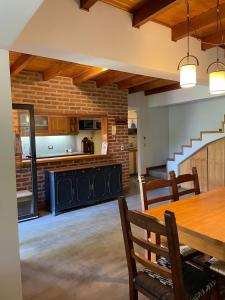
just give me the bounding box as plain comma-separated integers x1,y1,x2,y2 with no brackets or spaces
169,167,200,200
138,176,199,260
138,175,175,211
118,196,218,300
207,258,225,298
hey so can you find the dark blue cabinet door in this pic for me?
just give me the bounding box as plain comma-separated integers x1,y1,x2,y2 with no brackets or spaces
106,165,122,197
47,164,123,214
55,172,75,211
92,167,108,202
74,169,93,205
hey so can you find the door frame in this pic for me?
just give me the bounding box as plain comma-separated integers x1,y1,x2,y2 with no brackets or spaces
12,103,38,221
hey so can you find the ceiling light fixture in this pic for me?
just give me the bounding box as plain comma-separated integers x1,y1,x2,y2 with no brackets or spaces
178,0,199,88
207,0,225,95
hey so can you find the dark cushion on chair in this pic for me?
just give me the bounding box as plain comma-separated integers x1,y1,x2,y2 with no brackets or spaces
183,264,216,300
135,263,216,300
135,271,174,300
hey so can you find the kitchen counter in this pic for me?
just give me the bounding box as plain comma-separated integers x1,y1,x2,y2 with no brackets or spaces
17,153,111,168
36,151,86,159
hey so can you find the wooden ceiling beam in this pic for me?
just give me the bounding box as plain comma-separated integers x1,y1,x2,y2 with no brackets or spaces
172,3,225,42
10,54,34,76
80,0,98,11
133,0,177,28
201,31,225,51
117,75,155,89
129,79,176,94
145,82,180,95
43,61,74,81
95,71,133,88
73,67,108,85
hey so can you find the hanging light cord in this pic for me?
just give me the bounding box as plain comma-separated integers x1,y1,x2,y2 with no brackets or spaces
201,0,224,48
216,0,219,64
207,0,225,73
186,0,190,60
177,0,199,70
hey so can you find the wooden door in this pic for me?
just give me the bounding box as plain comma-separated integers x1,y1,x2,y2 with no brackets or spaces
70,117,79,135
49,116,70,135
128,150,137,175
208,138,225,191
34,115,49,135
179,147,208,192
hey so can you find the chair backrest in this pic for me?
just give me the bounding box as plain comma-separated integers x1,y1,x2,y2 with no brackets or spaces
118,196,185,300
138,175,175,211
169,167,200,200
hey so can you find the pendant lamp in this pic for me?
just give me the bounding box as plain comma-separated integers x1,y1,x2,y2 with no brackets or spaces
178,0,199,88
207,0,225,95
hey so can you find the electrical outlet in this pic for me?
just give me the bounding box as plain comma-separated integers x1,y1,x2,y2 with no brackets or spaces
121,145,124,151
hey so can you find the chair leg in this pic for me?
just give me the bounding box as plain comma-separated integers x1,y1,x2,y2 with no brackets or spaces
130,283,138,300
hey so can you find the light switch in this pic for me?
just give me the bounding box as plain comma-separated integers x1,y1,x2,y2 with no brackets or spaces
112,125,117,136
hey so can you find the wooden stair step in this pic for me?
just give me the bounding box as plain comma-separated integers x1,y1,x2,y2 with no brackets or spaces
168,116,225,164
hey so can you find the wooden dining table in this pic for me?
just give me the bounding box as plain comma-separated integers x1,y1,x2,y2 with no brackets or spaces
144,187,225,261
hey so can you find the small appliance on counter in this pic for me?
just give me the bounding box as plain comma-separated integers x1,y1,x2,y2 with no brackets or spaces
82,137,94,154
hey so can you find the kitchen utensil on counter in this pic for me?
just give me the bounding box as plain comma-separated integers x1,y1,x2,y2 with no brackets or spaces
82,137,94,154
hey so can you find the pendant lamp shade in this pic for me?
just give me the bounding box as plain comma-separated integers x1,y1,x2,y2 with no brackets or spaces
209,70,225,95
178,0,198,89
180,64,197,88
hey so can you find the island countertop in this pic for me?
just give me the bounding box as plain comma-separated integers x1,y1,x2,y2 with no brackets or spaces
46,161,120,173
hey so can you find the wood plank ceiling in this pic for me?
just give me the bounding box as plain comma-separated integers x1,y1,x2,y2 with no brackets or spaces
9,51,178,95
11,2,224,96
80,0,225,51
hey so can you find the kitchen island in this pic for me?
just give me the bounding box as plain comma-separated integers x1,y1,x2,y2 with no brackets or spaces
45,163,122,215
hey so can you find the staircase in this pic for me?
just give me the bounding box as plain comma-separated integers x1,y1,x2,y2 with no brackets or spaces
167,117,225,176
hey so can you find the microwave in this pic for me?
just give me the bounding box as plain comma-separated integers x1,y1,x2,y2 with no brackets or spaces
79,120,101,130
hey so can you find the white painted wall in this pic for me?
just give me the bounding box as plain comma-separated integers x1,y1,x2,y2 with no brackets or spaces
129,90,225,173
0,0,44,49
168,96,225,156
12,0,218,83
129,93,169,174
0,50,22,300
148,84,223,108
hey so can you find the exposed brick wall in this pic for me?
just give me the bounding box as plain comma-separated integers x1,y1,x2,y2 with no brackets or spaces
12,71,129,204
